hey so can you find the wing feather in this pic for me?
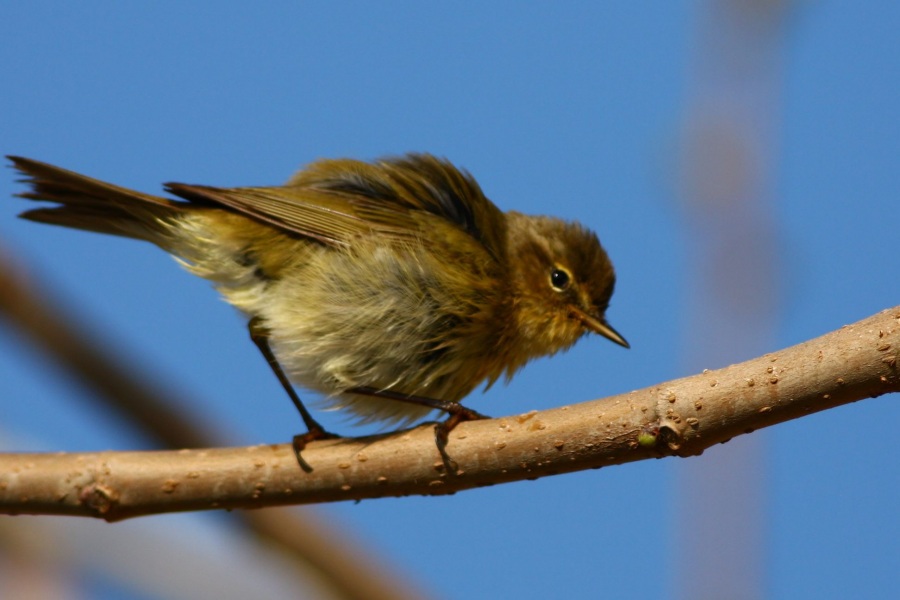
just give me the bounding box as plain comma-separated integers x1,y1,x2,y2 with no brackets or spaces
164,154,505,258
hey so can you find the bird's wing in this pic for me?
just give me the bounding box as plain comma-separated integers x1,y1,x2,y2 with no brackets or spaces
164,154,506,258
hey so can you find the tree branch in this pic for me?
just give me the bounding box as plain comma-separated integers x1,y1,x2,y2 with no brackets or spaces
1,306,897,521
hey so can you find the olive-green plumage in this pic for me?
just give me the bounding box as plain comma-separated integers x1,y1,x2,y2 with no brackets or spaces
8,154,627,426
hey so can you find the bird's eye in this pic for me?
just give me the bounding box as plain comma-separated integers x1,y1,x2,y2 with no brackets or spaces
550,268,571,291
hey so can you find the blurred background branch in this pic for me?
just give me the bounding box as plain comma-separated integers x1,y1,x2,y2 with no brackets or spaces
0,245,427,600
674,2,792,598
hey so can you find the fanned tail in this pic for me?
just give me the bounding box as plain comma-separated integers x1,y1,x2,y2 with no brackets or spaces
8,155,185,244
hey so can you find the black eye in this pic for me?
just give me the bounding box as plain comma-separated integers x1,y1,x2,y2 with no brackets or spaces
550,268,571,291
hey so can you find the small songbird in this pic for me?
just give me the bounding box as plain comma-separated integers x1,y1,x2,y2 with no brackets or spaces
8,154,628,459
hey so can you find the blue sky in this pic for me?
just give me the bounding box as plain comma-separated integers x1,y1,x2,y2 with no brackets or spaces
1,3,898,599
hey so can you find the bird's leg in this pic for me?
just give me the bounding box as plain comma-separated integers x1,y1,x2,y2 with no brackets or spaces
248,317,337,471
347,386,489,471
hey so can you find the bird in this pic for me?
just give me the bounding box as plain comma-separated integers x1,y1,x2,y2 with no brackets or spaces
8,153,628,465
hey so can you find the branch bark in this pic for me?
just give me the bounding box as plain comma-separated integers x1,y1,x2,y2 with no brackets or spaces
2,306,898,521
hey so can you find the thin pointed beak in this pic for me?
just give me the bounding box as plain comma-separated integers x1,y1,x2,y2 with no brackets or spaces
569,306,630,349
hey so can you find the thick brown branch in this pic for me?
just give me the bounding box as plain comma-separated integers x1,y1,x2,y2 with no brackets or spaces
1,306,898,521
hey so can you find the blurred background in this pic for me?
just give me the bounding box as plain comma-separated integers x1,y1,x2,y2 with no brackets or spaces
1,2,897,598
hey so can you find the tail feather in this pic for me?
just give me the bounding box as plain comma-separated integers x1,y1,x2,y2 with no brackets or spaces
8,155,185,242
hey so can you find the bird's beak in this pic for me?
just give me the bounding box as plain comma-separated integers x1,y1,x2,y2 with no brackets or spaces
569,306,630,348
